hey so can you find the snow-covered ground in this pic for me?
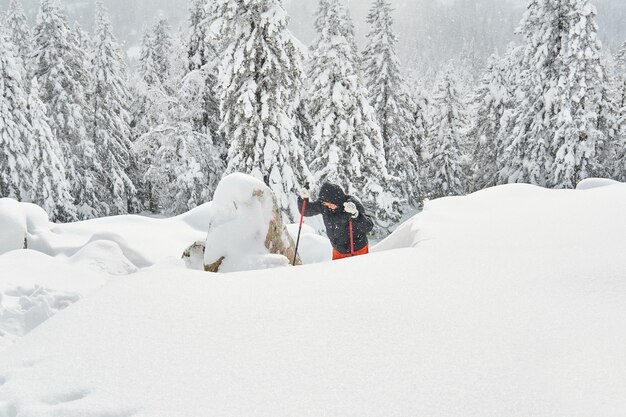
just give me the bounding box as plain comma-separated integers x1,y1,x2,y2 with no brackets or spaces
1,182,626,416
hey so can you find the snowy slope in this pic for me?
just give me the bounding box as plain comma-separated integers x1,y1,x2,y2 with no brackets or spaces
1,183,626,416
0,202,214,350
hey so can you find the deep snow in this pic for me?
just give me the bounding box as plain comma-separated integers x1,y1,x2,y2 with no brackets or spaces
1,182,626,416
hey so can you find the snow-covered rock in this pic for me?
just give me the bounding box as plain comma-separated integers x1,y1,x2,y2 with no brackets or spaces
202,173,299,273
181,240,206,271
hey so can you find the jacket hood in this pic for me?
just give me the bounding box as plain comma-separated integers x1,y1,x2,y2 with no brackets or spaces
318,182,348,205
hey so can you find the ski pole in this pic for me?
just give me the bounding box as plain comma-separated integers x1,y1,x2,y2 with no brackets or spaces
292,198,307,266
349,219,355,256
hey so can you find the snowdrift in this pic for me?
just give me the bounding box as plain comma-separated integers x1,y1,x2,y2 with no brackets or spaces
1,182,625,416
0,174,332,351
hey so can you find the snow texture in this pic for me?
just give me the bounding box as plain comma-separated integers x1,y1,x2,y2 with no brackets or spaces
0,181,625,416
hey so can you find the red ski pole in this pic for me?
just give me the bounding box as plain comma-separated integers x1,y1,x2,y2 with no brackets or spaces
349,219,355,256
292,198,307,266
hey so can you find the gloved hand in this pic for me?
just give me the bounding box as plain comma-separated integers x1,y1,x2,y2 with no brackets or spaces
343,201,359,218
299,187,311,199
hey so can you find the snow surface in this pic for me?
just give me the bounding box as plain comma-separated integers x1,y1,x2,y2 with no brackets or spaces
0,183,625,416
576,177,619,190
286,223,332,264
0,177,332,352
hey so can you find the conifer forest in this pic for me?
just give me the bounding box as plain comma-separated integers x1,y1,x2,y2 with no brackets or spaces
1,0,626,233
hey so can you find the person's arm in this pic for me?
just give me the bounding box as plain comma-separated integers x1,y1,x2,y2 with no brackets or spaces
298,196,323,217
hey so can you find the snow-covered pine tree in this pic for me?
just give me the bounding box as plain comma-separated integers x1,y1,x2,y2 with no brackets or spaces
311,0,357,63
615,41,626,117
500,0,611,189
468,54,513,191
137,12,224,214
151,16,173,88
73,22,94,60
212,0,312,222
27,78,76,221
92,1,137,215
138,27,161,88
5,0,32,80
406,74,429,163
132,25,173,212
140,72,225,214
32,0,102,218
313,0,330,33
72,21,97,143
614,42,626,181
425,69,468,199
551,0,610,188
185,0,225,162
309,0,401,230
362,0,422,207
187,0,210,72
0,36,31,200
294,88,315,160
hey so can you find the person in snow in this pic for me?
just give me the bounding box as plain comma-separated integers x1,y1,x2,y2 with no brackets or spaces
298,183,374,260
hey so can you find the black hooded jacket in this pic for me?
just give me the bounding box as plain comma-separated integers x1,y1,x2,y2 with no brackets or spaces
298,183,374,254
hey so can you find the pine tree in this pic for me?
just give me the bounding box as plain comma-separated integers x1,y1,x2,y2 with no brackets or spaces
138,15,225,214
309,0,401,230
551,0,609,188
138,27,162,88
132,25,173,212
294,89,315,159
92,1,137,215
186,0,225,161
151,16,173,88
187,0,211,72
406,75,429,164
500,0,611,189
468,54,513,191
615,41,626,181
32,0,102,218
140,73,225,214
27,78,76,221
363,0,422,207
425,69,468,199
213,0,312,222
5,0,32,79
0,37,31,200
313,0,330,33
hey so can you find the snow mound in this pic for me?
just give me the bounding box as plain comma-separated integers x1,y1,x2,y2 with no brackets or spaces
0,200,53,255
576,177,620,190
69,240,138,276
376,182,626,254
0,199,28,255
1,200,212,269
286,223,332,264
202,173,299,272
1,183,626,416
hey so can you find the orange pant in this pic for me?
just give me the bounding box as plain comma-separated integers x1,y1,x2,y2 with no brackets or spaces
332,245,369,260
